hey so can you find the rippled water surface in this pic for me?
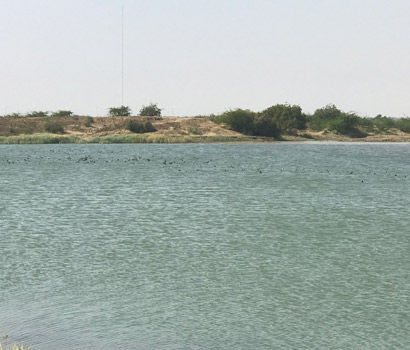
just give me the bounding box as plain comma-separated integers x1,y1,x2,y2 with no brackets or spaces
1,143,410,349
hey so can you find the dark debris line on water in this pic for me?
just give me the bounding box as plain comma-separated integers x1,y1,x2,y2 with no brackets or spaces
0,152,408,180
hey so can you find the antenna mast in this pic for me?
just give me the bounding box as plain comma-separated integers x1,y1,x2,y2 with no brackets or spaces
121,4,124,106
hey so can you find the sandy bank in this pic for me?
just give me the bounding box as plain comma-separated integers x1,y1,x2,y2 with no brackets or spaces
1,116,410,143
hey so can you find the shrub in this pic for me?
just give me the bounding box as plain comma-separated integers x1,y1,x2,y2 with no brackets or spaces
188,127,203,135
85,116,94,127
252,114,280,138
3,113,23,118
308,104,359,134
45,121,65,134
139,103,162,117
260,104,306,132
328,113,359,134
51,110,73,117
193,114,217,120
214,109,255,134
108,105,131,116
25,111,49,118
308,104,341,131
213,108,283,138
395,118,410,133
307,114,325,131
125,119,157,133
313,104,341,120
356,117,374,129
372,114,395,131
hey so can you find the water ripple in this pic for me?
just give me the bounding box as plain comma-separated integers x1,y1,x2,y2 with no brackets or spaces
1,143,410,349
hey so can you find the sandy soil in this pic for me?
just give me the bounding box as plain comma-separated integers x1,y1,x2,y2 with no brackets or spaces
282,129,410,142
0,116,243,139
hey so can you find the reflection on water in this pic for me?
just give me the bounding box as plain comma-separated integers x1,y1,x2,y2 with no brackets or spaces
1,143,410,349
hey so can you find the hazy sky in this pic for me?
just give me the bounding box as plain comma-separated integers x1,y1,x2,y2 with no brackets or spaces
1,0,409,117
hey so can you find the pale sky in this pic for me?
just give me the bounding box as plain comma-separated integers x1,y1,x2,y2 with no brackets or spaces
1,0,409,117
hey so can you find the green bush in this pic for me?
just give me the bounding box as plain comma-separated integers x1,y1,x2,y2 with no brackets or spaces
308,104,342,131
312,104,341,120
328,113,359,134
51,110,73,117
308,104,359,134
214,109,255,134
125,119,157,133
307,114,326,131
45,121,65,134
139,103,162,117
372,115,395,131
193,114,217,120
395,118,410,133
108,105,131,117
25,111,49,118
356,117,374,129
260,104,306,132
2,113,23,118
358,115,410,133
252,114,280,138
213,108,283,138
85,116,94,127
188,127,203,135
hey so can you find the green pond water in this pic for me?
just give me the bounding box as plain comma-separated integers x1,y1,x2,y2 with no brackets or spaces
1,143,410,349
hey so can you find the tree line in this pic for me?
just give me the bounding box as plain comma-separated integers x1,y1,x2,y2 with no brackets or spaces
0,103,162,119
206,104,410,138
2,102,410,138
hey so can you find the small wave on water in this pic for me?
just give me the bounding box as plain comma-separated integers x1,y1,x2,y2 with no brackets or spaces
1,143,410,349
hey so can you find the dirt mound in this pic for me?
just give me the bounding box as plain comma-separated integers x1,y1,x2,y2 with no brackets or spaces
0,116,242,138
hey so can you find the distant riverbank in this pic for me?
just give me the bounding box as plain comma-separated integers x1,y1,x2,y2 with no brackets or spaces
1,116,410,144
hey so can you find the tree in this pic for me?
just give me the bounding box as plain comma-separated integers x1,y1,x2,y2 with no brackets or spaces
328,113,359,134
312,104,342,121
373,114,395,131
108,105,131,117
260,104,306,133
214,109,255,134
308,104,359,134
125,120,157,133
51,110,73,117
253,114,280,138
139,103,162,117
25,111,49,118
45,121,65,134
308,104,343,131
213,108,281,138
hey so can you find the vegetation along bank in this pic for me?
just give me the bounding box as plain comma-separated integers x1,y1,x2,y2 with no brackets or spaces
1,103,410,144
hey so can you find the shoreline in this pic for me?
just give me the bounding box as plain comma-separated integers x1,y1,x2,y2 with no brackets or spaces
2,133,410,144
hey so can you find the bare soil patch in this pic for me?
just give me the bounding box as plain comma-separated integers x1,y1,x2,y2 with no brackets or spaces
0,116,243,139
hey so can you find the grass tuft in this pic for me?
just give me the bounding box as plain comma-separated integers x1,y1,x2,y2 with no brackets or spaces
188,127,204,135
0,134,84,144
44,121,65,134
0,133,270,144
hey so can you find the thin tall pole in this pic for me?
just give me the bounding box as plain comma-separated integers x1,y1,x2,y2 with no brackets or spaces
121,5,124,106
